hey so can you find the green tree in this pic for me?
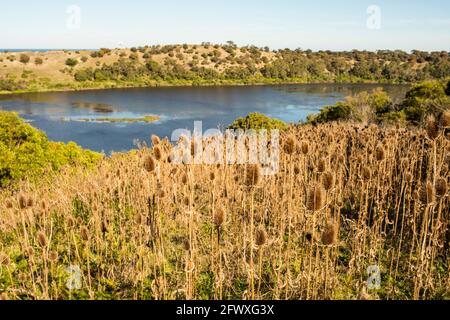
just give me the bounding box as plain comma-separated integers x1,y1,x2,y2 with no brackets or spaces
19,54,30,64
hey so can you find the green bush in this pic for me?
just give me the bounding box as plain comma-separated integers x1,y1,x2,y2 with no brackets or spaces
0,111,102,187
19,54,30,64
401,80,450,124
228,113,288,131
65,58,79,67
307,102,356,125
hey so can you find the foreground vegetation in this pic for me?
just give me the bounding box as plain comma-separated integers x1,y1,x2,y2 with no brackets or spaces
0,118,449,300
0,112,102,188
1,44,450,94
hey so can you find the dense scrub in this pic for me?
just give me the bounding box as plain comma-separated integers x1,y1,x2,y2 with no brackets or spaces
0,121,448,300
1,44,450,93
0,112,102,187
308,80,450,126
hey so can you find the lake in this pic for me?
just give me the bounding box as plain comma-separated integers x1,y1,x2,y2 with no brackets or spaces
0,84,409,154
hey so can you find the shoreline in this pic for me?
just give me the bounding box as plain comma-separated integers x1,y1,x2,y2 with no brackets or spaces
0,78,409,96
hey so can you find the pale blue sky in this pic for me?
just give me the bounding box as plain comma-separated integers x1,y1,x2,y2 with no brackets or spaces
1,0,449,51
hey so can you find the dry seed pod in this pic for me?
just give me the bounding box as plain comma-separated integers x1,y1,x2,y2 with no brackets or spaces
183,238,191,251
80,226,90,241
375,144,385,161
307,185,325,212
321,222,338,246
435,178,448,198
441,110,450,128
214,207,226,227
322,171,335,191
301,141,309,155
255,226,267,246
245,164,261,187
151,135,161,146
37,232,48,247
426,116,439,140
284,136,296,155
48,251,59,262
143,155,156,173
154,146,163,161
18,194,27,210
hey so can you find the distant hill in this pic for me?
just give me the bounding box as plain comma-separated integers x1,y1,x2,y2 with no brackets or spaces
1,43,449,93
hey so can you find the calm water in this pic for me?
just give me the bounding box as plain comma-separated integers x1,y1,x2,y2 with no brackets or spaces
0,84,409,154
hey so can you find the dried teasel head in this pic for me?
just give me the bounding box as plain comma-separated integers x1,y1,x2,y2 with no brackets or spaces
37,231,48,247
48,251,59,262
66,215,75,228
322,171,335,191
5,200,13,209
213,207,226,227
0,253,11,267
183,238,191,251
426,115,439,140
435,178,448,198
143,155,156,173
420,181,435,204
245,164,261,187
255,226,267,247
293,165,301,175
80,226,90,241
375,144,385,162
441,110,450,128
18,194,27,210
317,158,326,173
283,136,296,155
321,222,339,246
153,146,163,161
362,167,372,181
151,134,161,146
307,184,325,212
301,141,309,155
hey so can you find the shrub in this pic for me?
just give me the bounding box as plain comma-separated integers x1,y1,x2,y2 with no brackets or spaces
307,102,356,125
65,58,78,67
228,112,288,131
19,54,30,64
74,68,94,82
0,111,101,187
401,80,450,124
34,57,43,65
446,80,450,96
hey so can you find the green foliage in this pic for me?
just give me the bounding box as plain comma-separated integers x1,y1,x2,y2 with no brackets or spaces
0,111,102,187
228,112,288,131
0,78,26,91
401,80,450,123
307,102,356,125
34,57,43,65
65,58,79,67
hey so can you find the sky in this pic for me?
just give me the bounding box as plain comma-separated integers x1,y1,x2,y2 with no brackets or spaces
1,0,449,51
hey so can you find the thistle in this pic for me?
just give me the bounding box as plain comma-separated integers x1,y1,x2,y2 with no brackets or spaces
37,232,48,247
307,185,325,212
321,222,338,246
284,136,296,155
143,155,156,173
245,164,261,187
426,115,439,140
435,178,448,198
255,226,267,246
322,171,335,191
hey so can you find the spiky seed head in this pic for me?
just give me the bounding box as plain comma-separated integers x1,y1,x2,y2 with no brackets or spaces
151,134,161,146
41,200,47,211
134,213,143,225
48,251,59,262
307,185,325,212
435,178,448,198
80,226,90,241
209,171,216,181
284,136,296,155
5,200,13,209
245,164,261,187
305,232,313,243
154,146,162,161
420,181,435,204
294,165,300,175
26,197,34,208
426,115,439,140
321,222,338,246
375,144,385,161
66,215,75,228
181,173,188,185
183,196,191,207
159,189,166,198
26,247,35,257
183,238,191,251
214,207,226,227
301,141,309,155
441,111,450,128
143,155,156,173
322,171,335,191
318,158,326,173
362,167,372,181
0,253,10,267
255,226,267,246
37,232,48,247
18,194,27,210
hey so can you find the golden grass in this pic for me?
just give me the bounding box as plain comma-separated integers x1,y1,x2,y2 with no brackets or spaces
0,123,448,300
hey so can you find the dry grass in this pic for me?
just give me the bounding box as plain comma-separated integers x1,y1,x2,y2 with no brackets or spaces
0,123,449,300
